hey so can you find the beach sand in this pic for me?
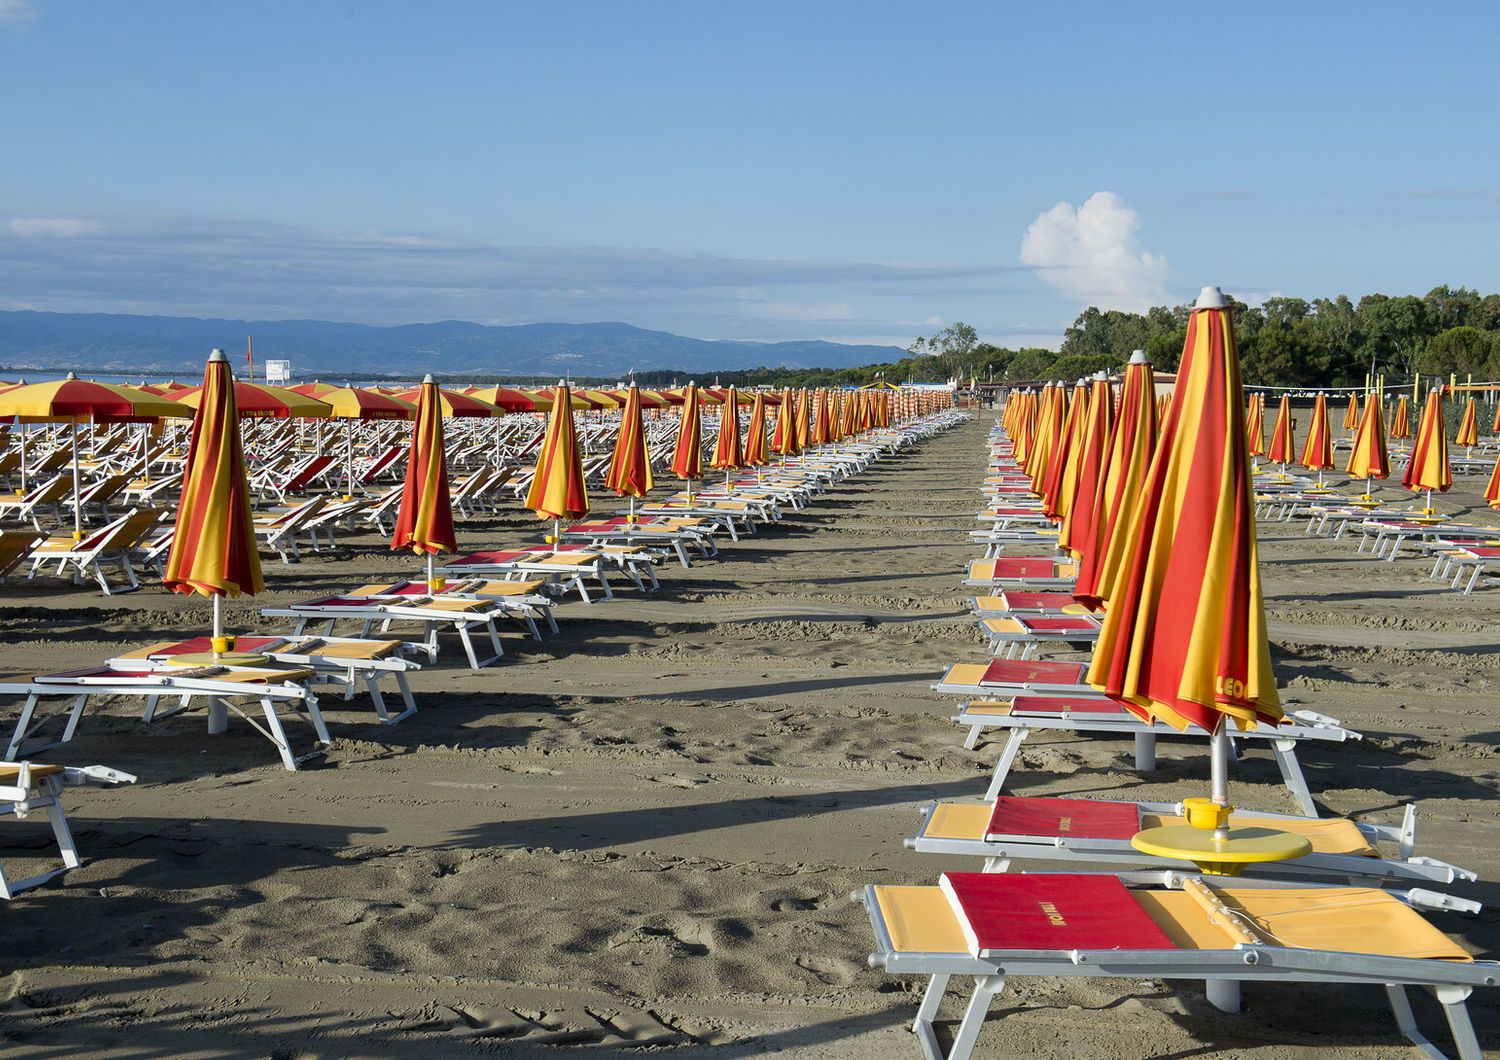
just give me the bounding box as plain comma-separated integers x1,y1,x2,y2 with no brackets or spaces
0,416,1495,1058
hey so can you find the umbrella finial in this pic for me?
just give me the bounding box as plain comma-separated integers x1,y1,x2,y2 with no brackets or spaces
421,373,435,384
1194,285,1228,310
208,349,227,363
65,371,78,379
1129,349,1150,365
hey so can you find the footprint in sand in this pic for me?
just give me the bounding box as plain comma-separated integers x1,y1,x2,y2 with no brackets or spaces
645,773,708,788
794,954,859,986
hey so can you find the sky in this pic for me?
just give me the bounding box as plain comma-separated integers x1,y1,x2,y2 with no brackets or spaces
3,1,1499,352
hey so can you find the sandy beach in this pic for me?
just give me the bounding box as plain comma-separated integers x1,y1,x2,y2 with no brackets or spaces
0,413,1495,1059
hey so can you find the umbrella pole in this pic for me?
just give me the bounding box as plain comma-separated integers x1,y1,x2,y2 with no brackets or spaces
1210,725,1232,836
1426,487,1433,515
17,425,26,495
71,420,83,539
552,518,561,548
426,551,437,591
1365,475,1373,501
346,423,355,499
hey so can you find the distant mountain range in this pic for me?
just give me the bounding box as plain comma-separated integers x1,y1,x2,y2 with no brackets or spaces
0,310,906,379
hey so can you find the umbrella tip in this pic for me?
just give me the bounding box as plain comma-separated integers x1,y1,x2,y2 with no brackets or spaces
421,373,435,384
208,348,227,363
1129,349,1149,365
1194,285,1228,309
65,371,77,379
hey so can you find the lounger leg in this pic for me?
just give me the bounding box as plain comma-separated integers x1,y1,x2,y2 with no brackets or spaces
543,607,559,634
985,730,1029,800
207,697,230,735
913,972,950,1030
1134,732,1156,773
258,696,298,771
44,782,81,871
393,672,417,719
1206,979,1240,1014
1271,739,1318,817
1436,985,1482,1060
5,695,41,760
484,620,504,662
947,976,1004,1060
365,675,391,723
60,694,88,745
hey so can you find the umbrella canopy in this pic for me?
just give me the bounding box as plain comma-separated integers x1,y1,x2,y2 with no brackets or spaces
1040,383,1089,521
1058,376,1115,558
1342,393,1359,432
604,385,654,499
670,382,704,480
1485,452,1500,509
610,387,670,410
771,387,799,457
1299,393,1334,471
467,385,540,413
709,386,744,470
525,380,590,521
527,387,592,412
293,385,414,420
1454,396,1479,448
391,375,457,557
1245,393,1266,456
743,391,769,467
810,390,834,446
793,389,811,450
0,375,186,422
1345,392,1390,482
163,351,264,599
1076,351,1157,610
1266,394,1295,465
172,381,332,418
1401,387,1451,494
578,389,623,410
392,386,502,417
1390,395,1412,439
1086,287,1282,735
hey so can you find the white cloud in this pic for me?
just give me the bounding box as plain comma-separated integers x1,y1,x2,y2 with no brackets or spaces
8,217,103,238
923,314,943,326
0,0,37,24
1019,191,1172,312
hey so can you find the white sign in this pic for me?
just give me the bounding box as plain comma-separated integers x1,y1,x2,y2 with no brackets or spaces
264,359,292,384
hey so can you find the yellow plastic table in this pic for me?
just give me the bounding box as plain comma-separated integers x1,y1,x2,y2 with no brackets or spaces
1131,824,1313,876
164,651,271,667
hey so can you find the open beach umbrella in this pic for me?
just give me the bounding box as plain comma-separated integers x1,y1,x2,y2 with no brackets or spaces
0,372,190,537
604,383,653,518
670,381,704,498
1401,386,1451,511
525,380,591,540
743,391,769,468
709,386,743,479
526,387,592,412
1345,391,1390,498
392,385,502,419
291,385,415,498
163,350,263,656
465,385,542,413
1075,351,1157,610
1299,392,1334,484
1454,396,1479,453
391,375,457,589
1086,286,1282,837
1266,394,1295,473
171,381,332,420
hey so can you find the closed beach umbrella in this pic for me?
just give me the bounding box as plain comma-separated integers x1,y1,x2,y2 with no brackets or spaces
1041,382,1089,521
1401,386,1451,511
771,387,799,458
709,386,743,475
391,375,457,588
1454,396,1479,451
1390,395,1412,439
810,390,833,446
1075,351,1157,610
1265,393,1295,471
1088,287,1282,735
670,381,704,496
743,391,769,467
1245,392,1265,458
1345,391,1390,498
604,384,654,517
793,389,811,450
163,350,263,654
1059,376,1114,558
525,379,591,539
1342,393,1359,433
1299,392,1334,482
1485,452,1500,509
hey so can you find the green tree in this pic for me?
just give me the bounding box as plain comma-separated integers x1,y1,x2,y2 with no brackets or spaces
1416,326,1495,378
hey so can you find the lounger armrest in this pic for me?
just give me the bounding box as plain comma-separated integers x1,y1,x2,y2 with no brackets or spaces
65,765,138,786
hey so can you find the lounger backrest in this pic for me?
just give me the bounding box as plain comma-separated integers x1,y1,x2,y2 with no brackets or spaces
283,455,337,492
0,530,41,576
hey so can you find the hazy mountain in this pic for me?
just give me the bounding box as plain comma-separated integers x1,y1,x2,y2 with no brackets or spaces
0,310,904,378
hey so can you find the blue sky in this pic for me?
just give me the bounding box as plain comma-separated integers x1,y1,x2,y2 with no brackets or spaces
2,1,1498,351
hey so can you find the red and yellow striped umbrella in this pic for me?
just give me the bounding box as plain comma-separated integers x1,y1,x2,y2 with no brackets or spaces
1058,376,1115,558
1401,387,1451,500
391,375,457,571
1485,451,1500,509
1390,395,1412,439
1087,287,1282,736
164,350,264,606
1454,396,1479,449
1040,383,1089,521
670,381,704,482
1026,385,1065,489
743,390,769,467
709,386,744,471
604,384,654,501
1245,392,1266,456
1342,392,1359,433
525,380,591,523
1299,392,1334,472
793,389,811,450
810,390,833,446
771,387,799,457
1345,391,1390,491
1266,394,1295,467
171,381,332,419
292,385,414,420
1076,351,1157,610
467,385,540,413
392,385,502,418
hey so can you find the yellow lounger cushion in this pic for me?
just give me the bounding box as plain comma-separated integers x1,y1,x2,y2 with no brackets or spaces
0,763,63,779
875,885,972,954
1141,813,1379,858
924,803,992,840
945,663,993,685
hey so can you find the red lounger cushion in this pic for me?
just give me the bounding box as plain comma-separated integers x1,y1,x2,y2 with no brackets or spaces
986,796,1141,841
939,872,1177,955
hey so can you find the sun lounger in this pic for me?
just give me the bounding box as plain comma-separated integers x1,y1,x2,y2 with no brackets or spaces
968,591,1088,615
0,475,70,531
963,557,1076,588
115,635,424,725
349,578,558,640
258,594,509,668
857,871,1496,1060
258,453,339,505
933,661,1360,816
252,496,327,563
977,613,1102,659
442,546,658,603
0,760,137,898
0,530,43,583
3,663,328,771
27,508,164,594
565,516,718,568
906,796,1477,892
